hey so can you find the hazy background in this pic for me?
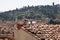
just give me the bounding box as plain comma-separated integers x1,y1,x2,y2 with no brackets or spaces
0,0,60,12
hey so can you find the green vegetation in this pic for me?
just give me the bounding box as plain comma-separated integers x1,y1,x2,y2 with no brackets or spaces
0,4,60,22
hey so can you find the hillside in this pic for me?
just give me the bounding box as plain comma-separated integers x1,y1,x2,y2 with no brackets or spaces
0,4,60,22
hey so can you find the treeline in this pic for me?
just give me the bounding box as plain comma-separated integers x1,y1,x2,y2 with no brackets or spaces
0,4,60,22
48,19,60,24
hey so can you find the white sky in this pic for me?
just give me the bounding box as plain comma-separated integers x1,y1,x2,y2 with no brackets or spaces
0,0,60,12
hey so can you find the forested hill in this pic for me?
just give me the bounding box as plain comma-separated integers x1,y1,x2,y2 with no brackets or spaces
0,4,60,22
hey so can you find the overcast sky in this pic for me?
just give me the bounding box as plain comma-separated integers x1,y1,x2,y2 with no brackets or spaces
0,0,60,12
